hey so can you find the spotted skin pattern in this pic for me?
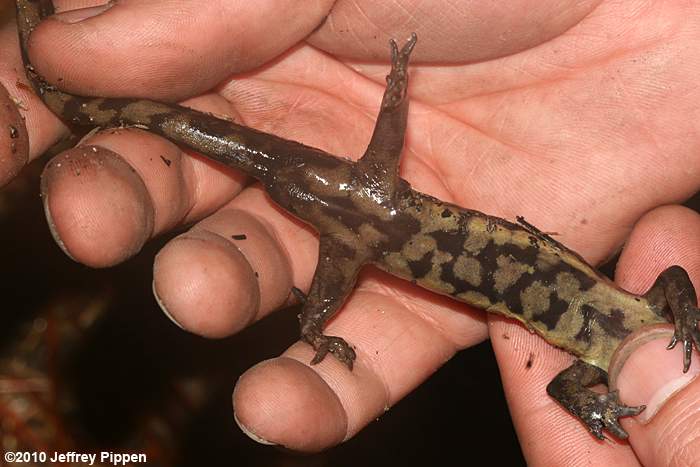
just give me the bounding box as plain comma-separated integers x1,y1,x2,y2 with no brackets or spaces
14,0,700,440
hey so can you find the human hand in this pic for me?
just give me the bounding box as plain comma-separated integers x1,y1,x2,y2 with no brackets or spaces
4,0,700,464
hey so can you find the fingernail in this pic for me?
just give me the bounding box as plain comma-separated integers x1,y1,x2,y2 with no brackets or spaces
613,326,700,423
53,3,115,24
40,146,154,268
152,279,184,330
233,411,275,446
40,161,76,262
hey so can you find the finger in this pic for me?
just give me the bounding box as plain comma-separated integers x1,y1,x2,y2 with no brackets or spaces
309,0,600,62
611,205,700,467
232,268,489,451
204,178,491,451
492,205,700,465
0,81,28,185
490,323,641,464
29,0,334,101
150,152,491,451
152,185,307,338
488,209,700,465
0,8,68,185
155,171,489,334
40,94,247,267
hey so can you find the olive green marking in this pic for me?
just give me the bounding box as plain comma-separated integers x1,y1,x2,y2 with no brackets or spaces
453,255,482,287
520,281,551,319
463,220,491,254
493,254,533,293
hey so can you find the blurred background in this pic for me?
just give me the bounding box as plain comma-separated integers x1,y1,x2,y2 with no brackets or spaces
0,159,697,466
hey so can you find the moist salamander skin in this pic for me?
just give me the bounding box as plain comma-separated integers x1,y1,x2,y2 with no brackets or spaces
14,0,700,440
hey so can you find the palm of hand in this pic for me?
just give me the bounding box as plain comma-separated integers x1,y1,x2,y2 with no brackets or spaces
3,0,699,463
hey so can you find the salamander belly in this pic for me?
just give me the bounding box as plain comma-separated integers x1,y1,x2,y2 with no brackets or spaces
376,191,666,369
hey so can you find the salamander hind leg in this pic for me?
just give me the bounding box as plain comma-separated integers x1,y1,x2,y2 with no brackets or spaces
547,360,645,439
298,235,368,370
644,265,700,372
356,33,417,202
382,33,417,113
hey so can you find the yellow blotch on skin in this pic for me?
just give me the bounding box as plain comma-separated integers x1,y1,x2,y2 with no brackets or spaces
417,203,461,233
79,98,118,125
416,250,456,295
463,218,491,254
493,255,534,293
122,100,173,124
555,272,581,302
384,252,411,278
423,250,453,281
453,255,482,287
401,234,436,261
520,281,551,319
491,226,514,246
535,250,561,272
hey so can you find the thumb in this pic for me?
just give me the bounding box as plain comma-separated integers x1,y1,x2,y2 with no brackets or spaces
29,0,333,101
612,205,700,466
613,330,700,467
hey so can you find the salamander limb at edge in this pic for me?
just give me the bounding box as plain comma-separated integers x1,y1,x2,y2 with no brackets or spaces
14,0,700,440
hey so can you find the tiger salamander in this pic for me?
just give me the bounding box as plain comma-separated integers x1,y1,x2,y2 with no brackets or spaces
14,0,700,440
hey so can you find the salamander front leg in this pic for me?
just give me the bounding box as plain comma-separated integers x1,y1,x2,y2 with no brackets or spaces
299,235,366,370
547,360,645,439
644,265,700,372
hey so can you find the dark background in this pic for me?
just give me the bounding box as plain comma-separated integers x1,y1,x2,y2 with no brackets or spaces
1,160,698,466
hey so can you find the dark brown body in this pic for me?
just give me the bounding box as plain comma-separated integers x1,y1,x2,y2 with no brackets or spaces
15,0,700,440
